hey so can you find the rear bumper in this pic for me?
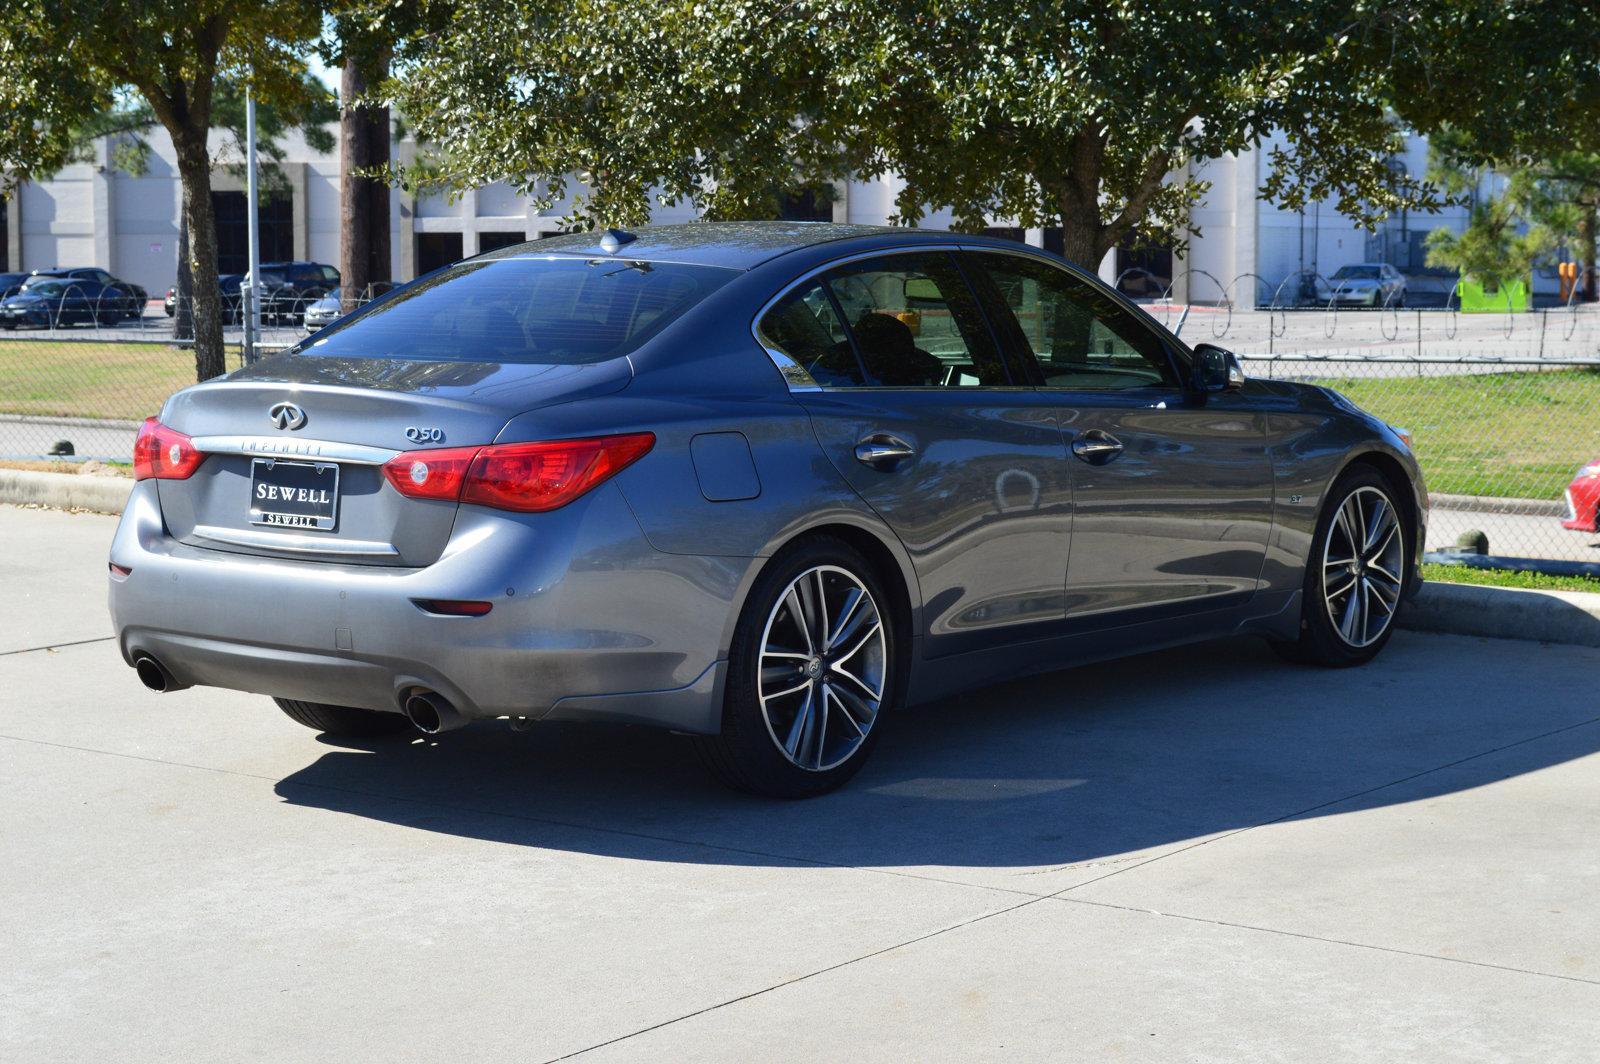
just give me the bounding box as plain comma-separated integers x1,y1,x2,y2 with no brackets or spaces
108,481,748,734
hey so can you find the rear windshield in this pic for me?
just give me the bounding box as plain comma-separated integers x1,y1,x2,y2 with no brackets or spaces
1333,265,1380,279
295,256,736,364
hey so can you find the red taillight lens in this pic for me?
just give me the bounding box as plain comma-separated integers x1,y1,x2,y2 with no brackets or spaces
381,445,480,502
132,418,205,480
465,433,655,512
382,433,655,513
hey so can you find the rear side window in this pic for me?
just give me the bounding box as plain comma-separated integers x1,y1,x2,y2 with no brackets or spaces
759,281,865,387
296,257,735,365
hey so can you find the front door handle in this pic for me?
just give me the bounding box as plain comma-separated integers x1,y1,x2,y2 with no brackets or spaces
1071,430,1124,464
854,434,917,468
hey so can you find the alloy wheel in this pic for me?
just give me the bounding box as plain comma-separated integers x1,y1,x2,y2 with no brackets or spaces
757,564,887,772
1321,485,1405,648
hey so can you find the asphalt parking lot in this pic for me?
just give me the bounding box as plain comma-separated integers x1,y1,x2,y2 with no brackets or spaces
4,504,1599,1062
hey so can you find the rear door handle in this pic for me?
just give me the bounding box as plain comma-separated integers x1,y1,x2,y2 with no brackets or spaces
854,434,917,468
1071,430,1124,464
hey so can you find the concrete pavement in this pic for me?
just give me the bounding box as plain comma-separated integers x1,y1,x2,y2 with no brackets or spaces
3,504,1599,1062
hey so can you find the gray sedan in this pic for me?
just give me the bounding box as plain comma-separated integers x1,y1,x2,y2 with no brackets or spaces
108,223,1425,797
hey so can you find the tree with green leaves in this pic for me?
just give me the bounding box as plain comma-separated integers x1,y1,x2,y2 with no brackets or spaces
387,0,1442,267
0,1,327,380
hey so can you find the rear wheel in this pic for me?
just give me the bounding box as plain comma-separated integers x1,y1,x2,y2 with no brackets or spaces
273,697,411,737
1273,466,1408,667
693,536,896,798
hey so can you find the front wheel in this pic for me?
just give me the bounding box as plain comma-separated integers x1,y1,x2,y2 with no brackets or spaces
1273,466,1408,667
274,697,411,737
693,536,896,798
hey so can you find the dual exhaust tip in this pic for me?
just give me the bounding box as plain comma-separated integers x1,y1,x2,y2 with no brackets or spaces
133,654,466,737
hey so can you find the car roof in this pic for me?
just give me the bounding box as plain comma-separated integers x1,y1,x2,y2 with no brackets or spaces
482,222,1029,270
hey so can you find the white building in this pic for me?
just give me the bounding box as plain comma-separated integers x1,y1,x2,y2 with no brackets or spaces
2,124,1476,303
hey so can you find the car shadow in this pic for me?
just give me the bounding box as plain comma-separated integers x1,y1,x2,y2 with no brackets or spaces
273,631,1600,871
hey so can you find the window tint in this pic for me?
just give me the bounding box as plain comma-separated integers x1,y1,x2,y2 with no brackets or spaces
320,266,341,284
823,253,1007,387
975,253,1176,390
297,256,734,365
759,280,865,387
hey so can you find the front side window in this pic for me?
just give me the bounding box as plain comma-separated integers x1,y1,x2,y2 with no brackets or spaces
974,253,1176,391
297,256,735,365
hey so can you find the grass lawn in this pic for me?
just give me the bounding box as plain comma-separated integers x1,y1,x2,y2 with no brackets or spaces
1326,369,1600,500
1422,561,1600,594
0,337,217,421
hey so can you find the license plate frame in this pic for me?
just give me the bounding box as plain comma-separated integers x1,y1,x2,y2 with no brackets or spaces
249,458,340,531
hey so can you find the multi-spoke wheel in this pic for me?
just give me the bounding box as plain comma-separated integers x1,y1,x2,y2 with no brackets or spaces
1275,466,1410,667
1320,485,1404,648
694,536,897,797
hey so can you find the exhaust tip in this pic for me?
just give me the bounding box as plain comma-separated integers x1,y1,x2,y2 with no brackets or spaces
404,690,466,735
133,654,173,693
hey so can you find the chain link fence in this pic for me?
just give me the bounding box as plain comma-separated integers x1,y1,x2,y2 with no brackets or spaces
1,275,1598,565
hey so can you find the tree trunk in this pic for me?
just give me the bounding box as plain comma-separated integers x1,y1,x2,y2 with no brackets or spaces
1581,203,1597,303
173,210,193,342
341,50,392,315
175,140,226,381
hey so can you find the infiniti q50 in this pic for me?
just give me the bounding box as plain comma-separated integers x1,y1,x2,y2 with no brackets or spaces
108,223,1425,797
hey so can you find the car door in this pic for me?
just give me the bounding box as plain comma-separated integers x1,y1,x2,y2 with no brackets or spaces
967,250,1274,620
759,249,1072,653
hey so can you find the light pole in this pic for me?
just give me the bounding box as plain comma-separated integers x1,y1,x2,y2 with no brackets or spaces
243,76,263,363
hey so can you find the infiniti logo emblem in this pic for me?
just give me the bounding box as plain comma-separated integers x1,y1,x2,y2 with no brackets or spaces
269,402,307,431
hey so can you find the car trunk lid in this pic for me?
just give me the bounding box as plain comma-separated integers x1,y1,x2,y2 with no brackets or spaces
156,353,632,567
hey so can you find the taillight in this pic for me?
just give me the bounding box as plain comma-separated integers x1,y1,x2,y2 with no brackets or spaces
382,433,654,513
380,446,479,502
132,418,205,480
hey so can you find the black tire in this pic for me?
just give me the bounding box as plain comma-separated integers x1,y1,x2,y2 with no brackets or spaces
273,696,411,737
692,535,898,798
1273,465,1409,667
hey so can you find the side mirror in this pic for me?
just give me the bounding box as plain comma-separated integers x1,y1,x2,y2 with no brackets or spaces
1192,343,1244,393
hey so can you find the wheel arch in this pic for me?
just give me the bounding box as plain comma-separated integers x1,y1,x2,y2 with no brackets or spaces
726,518,921,707
1332,447,1423,593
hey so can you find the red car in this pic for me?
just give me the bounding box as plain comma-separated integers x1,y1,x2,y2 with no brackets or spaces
1563,460,1600,532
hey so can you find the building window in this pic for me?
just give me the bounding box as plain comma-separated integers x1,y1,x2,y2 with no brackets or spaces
779,186,834,222
477,231,527,254
416,232,464,276
212,191,293,274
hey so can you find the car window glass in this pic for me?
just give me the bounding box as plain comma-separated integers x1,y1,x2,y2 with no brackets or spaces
975,253,1176,391
298,256,735,365
759,280,865,387
821,253,1007,387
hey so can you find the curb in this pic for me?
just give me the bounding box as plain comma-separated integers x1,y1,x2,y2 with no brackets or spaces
0,469,132,514
1428,492,1565,517
1400,581,1600,648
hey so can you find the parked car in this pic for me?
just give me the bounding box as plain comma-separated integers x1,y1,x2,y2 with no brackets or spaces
301,283,397,332
108,223,1425,797
164,274,247,322
1561,459,1600,534
1,277,129,328
259,261,340,323
1329,263,1407,307
29,267,148,320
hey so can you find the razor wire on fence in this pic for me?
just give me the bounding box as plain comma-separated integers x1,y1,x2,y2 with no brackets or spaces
1,276,1598,564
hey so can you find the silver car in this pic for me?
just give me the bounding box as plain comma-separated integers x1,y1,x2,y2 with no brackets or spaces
1329,263,1407,307
109,223,1425,797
